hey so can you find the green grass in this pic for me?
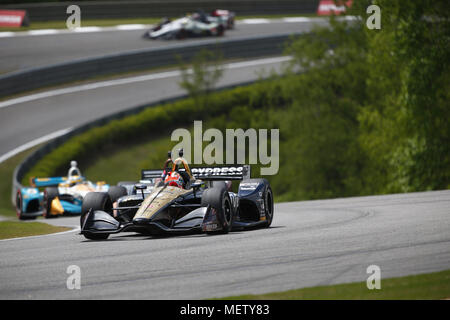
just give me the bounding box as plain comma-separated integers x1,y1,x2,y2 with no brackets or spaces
0,146,41,218
219,269,450,300
0,14,320,32
0,221,70,240
83,135,172,184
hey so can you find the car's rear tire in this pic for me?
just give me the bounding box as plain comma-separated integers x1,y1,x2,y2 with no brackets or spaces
201,187,233,234
210,181,229,193
107,186,128,203
43,187,59,219
264,186,274,227
216,24,225,36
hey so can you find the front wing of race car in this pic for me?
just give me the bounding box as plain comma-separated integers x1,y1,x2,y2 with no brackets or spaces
81,205,207,237
80,200,266,238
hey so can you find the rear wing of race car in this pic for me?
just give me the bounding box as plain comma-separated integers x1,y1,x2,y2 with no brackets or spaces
190,165,251,181
31,176,67,188
141,169,164,180
141,165,251,181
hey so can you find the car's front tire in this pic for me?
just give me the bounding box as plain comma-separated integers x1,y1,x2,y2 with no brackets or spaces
202,187,233,234
43,187,59,219
81,192,112,217
83,233,109,241
80,192,113,240
15,190,36,220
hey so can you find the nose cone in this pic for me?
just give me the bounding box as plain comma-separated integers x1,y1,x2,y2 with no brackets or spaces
133,217,151,225
132,185,191,222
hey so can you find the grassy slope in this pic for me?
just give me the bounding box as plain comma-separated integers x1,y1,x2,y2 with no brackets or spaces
220,269,450,300
0,221,70,239
0,147,72,239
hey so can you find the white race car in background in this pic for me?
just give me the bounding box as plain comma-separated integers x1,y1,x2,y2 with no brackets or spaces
143,9,235,40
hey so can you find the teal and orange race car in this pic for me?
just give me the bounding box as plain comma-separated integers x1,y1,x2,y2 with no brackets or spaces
15,161,125,220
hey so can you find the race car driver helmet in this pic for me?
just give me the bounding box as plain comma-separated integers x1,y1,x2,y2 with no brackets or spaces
164,171,184,189
67,160,83,184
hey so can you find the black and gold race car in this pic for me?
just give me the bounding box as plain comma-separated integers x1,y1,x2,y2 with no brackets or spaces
80,150,273,240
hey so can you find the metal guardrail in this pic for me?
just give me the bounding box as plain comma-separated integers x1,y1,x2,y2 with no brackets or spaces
1,1,319,22
0,32,298,98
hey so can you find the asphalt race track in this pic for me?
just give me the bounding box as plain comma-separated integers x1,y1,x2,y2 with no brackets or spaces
0,17,449,300
0,190,449,299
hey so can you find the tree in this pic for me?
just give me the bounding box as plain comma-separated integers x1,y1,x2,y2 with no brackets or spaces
178,49,224,109
359,0,450,192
